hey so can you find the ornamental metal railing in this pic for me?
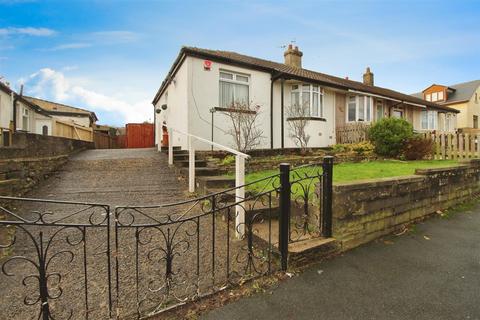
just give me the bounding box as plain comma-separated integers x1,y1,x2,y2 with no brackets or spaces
0,157,333,319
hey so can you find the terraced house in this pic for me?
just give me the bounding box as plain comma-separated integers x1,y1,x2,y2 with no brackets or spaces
152,46,459,150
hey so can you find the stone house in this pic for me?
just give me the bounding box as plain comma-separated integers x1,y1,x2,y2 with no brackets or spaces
412,80,480,130
152,46,458,150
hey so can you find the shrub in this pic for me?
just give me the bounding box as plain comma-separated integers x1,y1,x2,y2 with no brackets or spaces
368,118,413,158
220,155,235,166
403,136,434,160
351,141,375,156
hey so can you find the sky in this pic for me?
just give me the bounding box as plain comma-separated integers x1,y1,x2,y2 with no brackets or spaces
0,0,479,126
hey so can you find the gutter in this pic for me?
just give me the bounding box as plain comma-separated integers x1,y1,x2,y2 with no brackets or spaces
348,89,427,109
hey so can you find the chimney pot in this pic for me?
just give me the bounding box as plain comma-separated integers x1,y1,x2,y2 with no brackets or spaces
363,67,374,86
284,45,303,68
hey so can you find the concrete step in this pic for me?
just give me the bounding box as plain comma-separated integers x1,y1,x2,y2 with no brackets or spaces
173,153,206,161
160,145,181,151
175,159,207,168
180,167,224,177
197,176,235,190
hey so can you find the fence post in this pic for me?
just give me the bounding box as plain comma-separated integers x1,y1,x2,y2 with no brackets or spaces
168,128,173,165
235,155,245,239
322,156,334,237
188,135,195,193
278,163,290,271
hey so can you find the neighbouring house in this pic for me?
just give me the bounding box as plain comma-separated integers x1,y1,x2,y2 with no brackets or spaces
24,96,98,128
412,80,480,131
152,46,459,150
0,80,95,144
0,81,53,140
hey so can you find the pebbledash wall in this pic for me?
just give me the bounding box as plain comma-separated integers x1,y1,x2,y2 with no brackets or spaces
332,159,480,251
0,132,93,196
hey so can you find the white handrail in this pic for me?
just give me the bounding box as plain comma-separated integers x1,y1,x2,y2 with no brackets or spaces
167,127,247,238
171,128,250,159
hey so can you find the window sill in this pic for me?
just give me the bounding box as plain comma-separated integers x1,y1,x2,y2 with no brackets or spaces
214,107,257,115
287,116,326,122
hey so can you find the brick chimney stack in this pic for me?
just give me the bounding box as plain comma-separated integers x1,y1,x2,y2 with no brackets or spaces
284,44,303,68
363,67,374,86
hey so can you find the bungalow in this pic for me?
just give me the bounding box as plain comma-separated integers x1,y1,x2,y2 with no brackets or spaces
412,80,480,130
0,80,96,144
152,46,458,150
0,81,53,138
24,96,98,128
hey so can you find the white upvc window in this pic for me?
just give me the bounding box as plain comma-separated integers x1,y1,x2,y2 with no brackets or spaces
421,110,438,130
219,71,250,108
22,107,29,131
376,99,384,121
425,93,432,101
346,95,373,122
291,84,324,117
445,113,455,132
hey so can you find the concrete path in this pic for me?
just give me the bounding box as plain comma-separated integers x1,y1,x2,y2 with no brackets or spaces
203,208,480,320
29,148,187,206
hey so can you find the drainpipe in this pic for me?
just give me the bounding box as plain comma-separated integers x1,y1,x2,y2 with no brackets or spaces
270,79,274,149
280,78,285,149
11,92,17,131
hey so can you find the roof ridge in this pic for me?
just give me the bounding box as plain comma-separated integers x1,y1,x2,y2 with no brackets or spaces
24,95,93,114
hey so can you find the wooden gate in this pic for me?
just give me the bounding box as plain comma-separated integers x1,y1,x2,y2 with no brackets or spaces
125,123,154,148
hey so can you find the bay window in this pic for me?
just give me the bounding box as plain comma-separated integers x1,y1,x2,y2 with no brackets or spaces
219,71,250,108
346,95,373,122
291,84,323,117
421,110,437,130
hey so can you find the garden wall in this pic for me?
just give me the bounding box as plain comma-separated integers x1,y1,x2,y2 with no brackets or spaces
332,159,480,251
0,132,92,197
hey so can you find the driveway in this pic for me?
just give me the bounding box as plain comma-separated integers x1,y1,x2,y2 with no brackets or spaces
202,207,480,320
35,148,187,206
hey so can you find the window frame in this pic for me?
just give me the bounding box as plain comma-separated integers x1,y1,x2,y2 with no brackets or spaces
290,83,324,118
346,95,374,123
22,106,29,131
376,99,384,121
420,110,438,130
219,70,251,108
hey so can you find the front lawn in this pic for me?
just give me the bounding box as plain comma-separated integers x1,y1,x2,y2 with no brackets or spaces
230,160,459,194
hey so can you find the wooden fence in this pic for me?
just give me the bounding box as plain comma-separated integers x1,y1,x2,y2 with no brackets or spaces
336,123,370,144
53,119,93,142
93,132,126,149
424,132,480,160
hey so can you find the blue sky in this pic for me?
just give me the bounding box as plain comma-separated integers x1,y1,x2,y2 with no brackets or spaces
0,0,479,126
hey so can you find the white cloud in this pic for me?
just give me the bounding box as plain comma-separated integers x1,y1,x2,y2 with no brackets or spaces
0,27,56,37
44,43,92,51
20,68,152,124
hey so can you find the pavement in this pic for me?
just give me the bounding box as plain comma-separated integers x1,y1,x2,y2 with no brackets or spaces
202,207,480,320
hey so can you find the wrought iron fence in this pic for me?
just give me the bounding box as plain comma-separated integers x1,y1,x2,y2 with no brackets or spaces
0,196,112,320
0,157,333,319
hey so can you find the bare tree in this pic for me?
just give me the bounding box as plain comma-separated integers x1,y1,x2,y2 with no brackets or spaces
286,101,311,152
221,101,264,152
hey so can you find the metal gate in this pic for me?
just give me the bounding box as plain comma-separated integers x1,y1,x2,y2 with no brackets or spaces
0,157,333,319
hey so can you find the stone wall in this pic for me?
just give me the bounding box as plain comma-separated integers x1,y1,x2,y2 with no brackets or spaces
332,159,480,251
0,132,92,196
0,132,93,159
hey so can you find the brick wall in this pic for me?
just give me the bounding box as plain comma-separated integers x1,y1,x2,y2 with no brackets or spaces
332,159,480,251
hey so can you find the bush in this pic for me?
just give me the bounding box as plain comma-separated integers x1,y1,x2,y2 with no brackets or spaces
368,118,413,157
331,141,375,157
403,136,434,160
220,155,235,166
